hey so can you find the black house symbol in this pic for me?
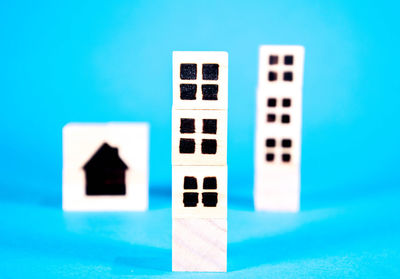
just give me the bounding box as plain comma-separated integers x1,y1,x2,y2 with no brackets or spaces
83,143,128,196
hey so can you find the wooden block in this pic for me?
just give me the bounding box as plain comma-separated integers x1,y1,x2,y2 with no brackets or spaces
172,165,227,219
172,218,227,272
173,51,228,110
62,122,149,211
172,109,227,166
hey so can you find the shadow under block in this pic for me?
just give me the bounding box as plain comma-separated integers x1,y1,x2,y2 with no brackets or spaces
62,122,149,211
172,218,227,272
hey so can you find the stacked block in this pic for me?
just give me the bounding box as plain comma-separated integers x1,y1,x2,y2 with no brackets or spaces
254,45,305,212
172,51,228,272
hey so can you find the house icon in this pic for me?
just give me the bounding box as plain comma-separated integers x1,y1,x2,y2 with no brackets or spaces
83,143,128,196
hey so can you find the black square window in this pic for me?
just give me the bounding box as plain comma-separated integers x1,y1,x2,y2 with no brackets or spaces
202,64,219,80
179,139,195,153
282,139,292,148
266,153,274,162
202,119,217,134
281,114,290,123
202,192,218,207
267,114,276,122
269,55,278,65
268,71,277,81
283,72,293,81
183,176,197,189
282,153,291,162
284,55,294,65
180,118,195,134
180,64,197,80
267,98,277,107
201,139,217,154
183,192,199,207
180,84,197,100
203,177,217,189
282,98,291,107
202,85,218,100
266,138,276,147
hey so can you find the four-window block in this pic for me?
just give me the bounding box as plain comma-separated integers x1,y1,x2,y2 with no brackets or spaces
268,54,294,82
265,138,292,163
183,176,218,207
179,118,218,154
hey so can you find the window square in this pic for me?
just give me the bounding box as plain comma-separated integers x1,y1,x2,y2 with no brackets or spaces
282,153,291,162
202,64,219,80
180,84,197,100
203,177,217,189
282,139,292,148
183,192,199,207
202,192,218,207
266,153,274,162
267,98,277,107
179,139,195,154
269,55,278,65
180,64,197,80
268,71,277,81
282,98,291,107
201,139,217,154
184,176,197,189
180,118,195,134
267,114,276,122
284,55,294,65
266,138,276,147
202,85,218,100
283,71,293,81
281,114,290,123
202,119,217,134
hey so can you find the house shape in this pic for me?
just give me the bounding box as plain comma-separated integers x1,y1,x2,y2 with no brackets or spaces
83,142,128,196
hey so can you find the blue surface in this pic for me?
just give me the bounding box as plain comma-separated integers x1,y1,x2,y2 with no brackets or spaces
0,0,400,278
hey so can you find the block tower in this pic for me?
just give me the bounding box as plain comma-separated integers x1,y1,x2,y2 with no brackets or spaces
172,51,228,272
254,45,305,212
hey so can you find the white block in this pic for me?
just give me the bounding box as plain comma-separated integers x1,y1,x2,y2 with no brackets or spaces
173,51,228,110
172,109,227,166
172,218,227,272
62,122,149,211
172,166,227,219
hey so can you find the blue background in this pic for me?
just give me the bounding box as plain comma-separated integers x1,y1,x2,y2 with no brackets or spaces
1,0,399,278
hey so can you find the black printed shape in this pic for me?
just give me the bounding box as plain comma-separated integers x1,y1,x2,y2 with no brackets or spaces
202,84,218,100
267,114,276,122
183,192,199,207
179,139,195,153
84,143,128,196
269,55,278,65
266,153,275,162
283,72,293,81
202,192,218,207
201,139,217,154
282,139,292,148
180,64,197,80
202,64,219,80
184,176,197,189
203,177,217,189
268,71,277,81
281,114,290,123
267,98,277,107
266,138,276,147
180,118,195,134
284,55,294,65
203,119,217,134
282,153,291,162
180,84,197,100
282,98,291,107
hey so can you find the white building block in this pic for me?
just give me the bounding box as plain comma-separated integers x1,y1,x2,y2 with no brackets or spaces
172,109,227,166
62,122,149,211
254,45,304,212
172,166,227,219
173,51,228,110
172,218,227,272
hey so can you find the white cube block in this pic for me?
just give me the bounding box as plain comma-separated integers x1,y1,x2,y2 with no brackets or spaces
62,122,149,211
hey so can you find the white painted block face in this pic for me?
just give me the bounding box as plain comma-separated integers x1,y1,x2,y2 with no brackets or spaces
173,51,228,110
172,166,227,219
62,122,149,211
172,218,227,272
172,109,227,166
